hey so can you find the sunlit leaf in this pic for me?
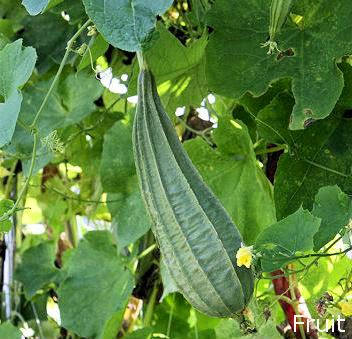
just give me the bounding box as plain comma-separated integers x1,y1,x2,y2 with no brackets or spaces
82,0,173,52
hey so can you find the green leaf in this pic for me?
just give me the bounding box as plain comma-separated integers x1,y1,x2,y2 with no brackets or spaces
214,319,242,339
299,254,351,318
110,189,151,248
256,91,295,145
50,0,87,25
129,24,208,114
22,13,78,72
102,120,151,247
312,185,352,251
58,231,134,339
215,318,281,339
184,118,276,244
82,0,173,52
100,121,135,192
256,89,352,220
123,328,153,339
7,69,102,174
255,207,321,271
0,322,21,339
0,199,14,232
276,114,352,219
206,0,352,129
21,0,49,15
15,241,63,298
0,39,36,147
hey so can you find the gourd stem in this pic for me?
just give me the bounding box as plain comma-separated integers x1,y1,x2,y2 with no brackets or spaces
136,51,148,71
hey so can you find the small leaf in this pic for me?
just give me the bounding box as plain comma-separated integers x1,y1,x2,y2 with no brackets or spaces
15,241,63,298
0,199,14,232
21,0,49,15
255,207,321,271
312,185,352,251
82,0,173,52
58,231,134,339
0,39,37,147
0,322,21,339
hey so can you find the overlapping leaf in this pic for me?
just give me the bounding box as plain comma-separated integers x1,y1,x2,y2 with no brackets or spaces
0,322,21,339
312,185,352,251
21,0,49,15
101,120,151,247
255,207,320,271
82,0,173,52
58,231,134,339
7,69,102,175
15,241,63,298
0,199,14,232
256,77,352,219
0,39,36,147
206,0,352,129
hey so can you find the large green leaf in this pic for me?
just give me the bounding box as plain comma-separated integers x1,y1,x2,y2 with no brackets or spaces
185,118,276,244
7,69,102,174
82,0,173,52
0,322,21,339
110,189,151,248
312,185,352,251
15,241,63,298
100,121,135,192
215,318,281,339
22,12,78,72
58,231,134,339
0,39,36,147
101,120,151,247
206,0,352,129
123,328,153,339
21,0,49,15
256,89,352,220
255,207,321,272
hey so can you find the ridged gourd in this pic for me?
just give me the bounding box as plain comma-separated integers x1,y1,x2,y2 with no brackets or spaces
132,61,254,318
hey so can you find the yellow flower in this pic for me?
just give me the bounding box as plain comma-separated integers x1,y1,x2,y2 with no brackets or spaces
236,245,253,268
339,300,352,317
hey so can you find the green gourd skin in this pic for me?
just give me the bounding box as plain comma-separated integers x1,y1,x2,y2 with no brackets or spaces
133,66,254,318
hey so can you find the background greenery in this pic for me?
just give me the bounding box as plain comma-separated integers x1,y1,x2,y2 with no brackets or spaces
0,0,352,338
